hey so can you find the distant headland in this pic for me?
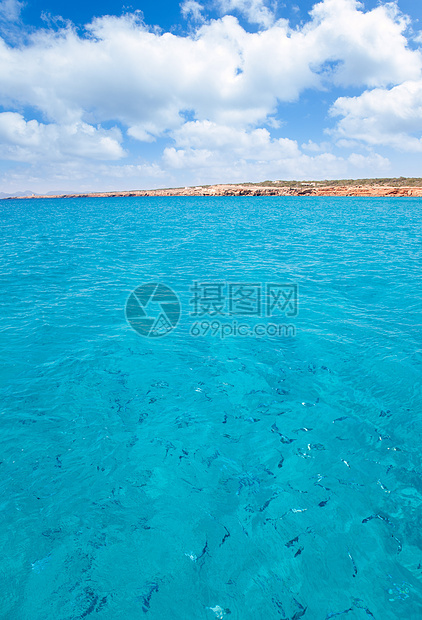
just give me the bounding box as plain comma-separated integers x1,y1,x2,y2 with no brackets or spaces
3,178,422,199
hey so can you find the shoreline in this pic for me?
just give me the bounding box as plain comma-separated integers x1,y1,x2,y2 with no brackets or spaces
3,183,422,200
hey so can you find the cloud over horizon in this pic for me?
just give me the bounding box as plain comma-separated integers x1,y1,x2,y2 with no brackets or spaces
0,0,421,192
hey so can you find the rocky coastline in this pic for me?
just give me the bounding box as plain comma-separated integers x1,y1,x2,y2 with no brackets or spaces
4,183,422,200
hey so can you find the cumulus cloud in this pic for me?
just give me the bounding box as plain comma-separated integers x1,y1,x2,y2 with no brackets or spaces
171,120,299,157
0,0,419,190
163,121,303,173
307,0,418,88
0,112,125,161
162,119,390,183
181,0,205,22
330,80,422,151
0,0,419,136
301,140,332,152
217,0,275,28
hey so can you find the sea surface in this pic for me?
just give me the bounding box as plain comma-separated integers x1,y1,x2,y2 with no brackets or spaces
1,196,422,619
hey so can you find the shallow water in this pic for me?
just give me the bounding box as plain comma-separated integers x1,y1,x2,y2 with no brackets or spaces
1,196,422,619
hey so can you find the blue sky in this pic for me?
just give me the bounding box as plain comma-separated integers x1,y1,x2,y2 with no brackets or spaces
1,0,422,192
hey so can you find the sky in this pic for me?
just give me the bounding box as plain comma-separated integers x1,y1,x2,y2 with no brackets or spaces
1,0,422,193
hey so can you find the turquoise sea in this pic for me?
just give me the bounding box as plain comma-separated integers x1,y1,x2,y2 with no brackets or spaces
1,196,422,619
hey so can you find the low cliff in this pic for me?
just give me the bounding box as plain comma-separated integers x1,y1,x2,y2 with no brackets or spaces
4,183,422,199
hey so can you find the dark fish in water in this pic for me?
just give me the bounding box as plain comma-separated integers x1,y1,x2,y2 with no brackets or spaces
276,388,290,395
220,527,230,547
291,599,307,620
362,513,394,526
278,454,285,468
393,535,402,554
197,541,209,561
79,589,108,618
280,435,295,444
325,608,353,618
271,597,286,616
286,535,299,548
362,515,376,524
141,583,159,613
352,598,375,618
80,593,99,619
259,492,279,512
271,423,295,444
348,549,358,577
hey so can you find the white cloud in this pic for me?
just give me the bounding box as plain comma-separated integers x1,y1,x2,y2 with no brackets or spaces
414,30,422,44
301,139,332,152
0,117,391,193
162,119,390,183
0,159,166,194
0,0,419,190
0,0,23,22
171,120,300,159
127,125,157,143
330,80,422,151
0,0,418,136
181,0,205,22
0,112,125,161
217,0,275,28
306,0,419,88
